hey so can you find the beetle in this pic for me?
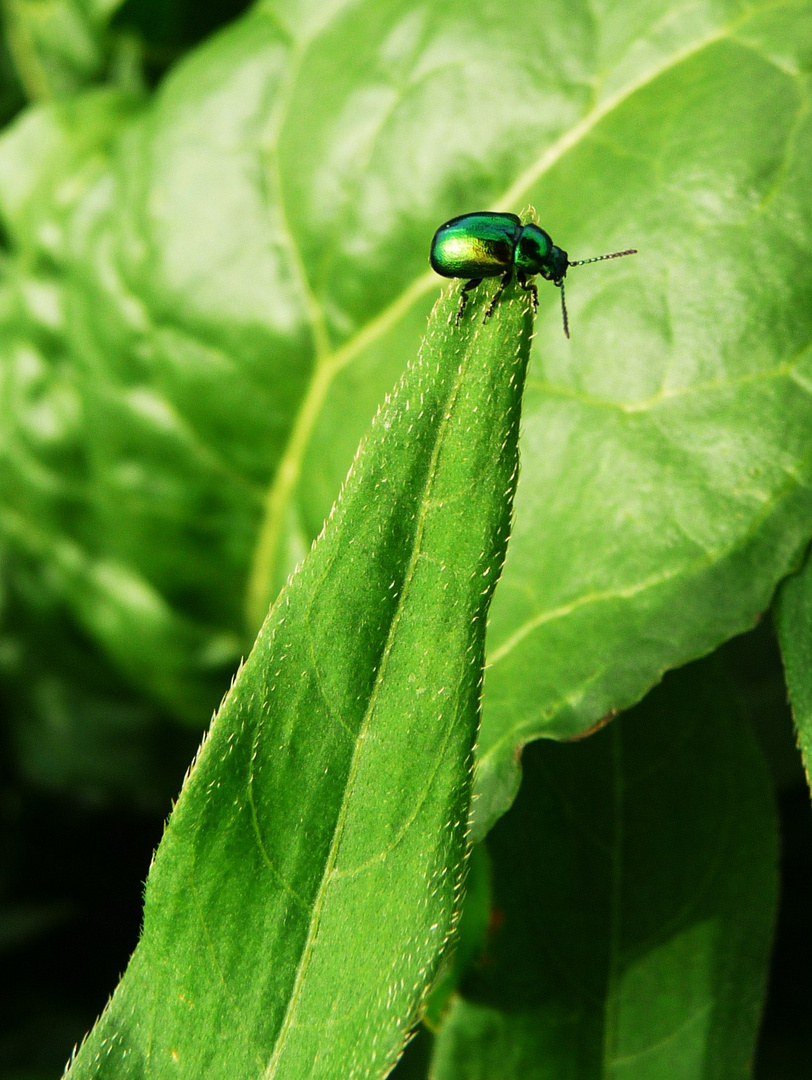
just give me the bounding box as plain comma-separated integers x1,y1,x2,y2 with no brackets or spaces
429,211,636,337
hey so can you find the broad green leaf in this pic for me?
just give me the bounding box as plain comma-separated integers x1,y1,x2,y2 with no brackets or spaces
430,654,778,1080
2,0,128,100
776,550,812,795
1,0,812,830
0,86,140,248
0,88,221,786
239,0,812,837
0,21,317,734
65,280,534,1078
0,87,242,728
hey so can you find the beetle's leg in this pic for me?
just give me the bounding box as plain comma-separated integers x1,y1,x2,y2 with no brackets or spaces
456,278,482,326
483,270,513,322
517,271,538,312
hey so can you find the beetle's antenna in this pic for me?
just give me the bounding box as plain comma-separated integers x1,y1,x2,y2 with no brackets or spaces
557,280,569,339
568,248,637,267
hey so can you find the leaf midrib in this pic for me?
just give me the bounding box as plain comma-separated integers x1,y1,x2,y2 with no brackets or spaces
262,326,472,1078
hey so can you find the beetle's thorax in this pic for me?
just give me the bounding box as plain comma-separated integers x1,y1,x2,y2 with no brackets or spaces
514,224,552,277
515,225,569,283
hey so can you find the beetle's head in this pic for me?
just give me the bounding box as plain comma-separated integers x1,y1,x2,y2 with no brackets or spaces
544,245,570,284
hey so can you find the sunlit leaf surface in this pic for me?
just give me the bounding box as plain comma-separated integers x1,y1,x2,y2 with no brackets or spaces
64,280,534,1077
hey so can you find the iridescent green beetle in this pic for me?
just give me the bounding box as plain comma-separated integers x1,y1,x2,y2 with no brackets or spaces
429,211,636,337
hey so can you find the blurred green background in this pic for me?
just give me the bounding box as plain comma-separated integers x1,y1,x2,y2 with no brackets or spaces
0,4,256,1076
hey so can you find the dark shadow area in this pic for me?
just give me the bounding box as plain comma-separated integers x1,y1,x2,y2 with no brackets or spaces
0,705,199,1076
389,1025,434,1080
755,784,812,1078
114,0,253,84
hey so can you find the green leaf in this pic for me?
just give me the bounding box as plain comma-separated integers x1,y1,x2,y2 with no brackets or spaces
0,87,248,728
2,0,811,826
2,0,129,100
775,550,812,796
0,85,140,246
130,0,811,835
65,279,534,1078
0,20,319,729
430,653,778,1080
